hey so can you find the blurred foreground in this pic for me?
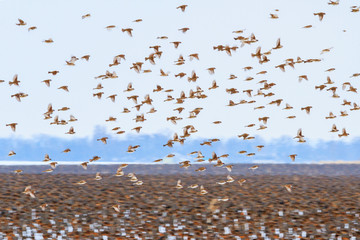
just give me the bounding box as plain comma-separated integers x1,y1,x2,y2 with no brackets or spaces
0,169,359,239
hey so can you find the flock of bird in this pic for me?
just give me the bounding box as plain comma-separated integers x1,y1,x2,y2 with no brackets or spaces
2,0,360,212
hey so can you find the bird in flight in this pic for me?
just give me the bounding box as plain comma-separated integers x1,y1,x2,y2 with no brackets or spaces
177,5,188,12
16,19,26,26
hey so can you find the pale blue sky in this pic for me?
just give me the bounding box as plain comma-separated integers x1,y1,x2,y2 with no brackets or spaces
0,0,360,164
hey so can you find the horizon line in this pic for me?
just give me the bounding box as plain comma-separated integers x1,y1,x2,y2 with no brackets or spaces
1,160,360,166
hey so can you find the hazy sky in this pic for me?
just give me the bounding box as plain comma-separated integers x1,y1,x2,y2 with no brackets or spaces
1,0,360,146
